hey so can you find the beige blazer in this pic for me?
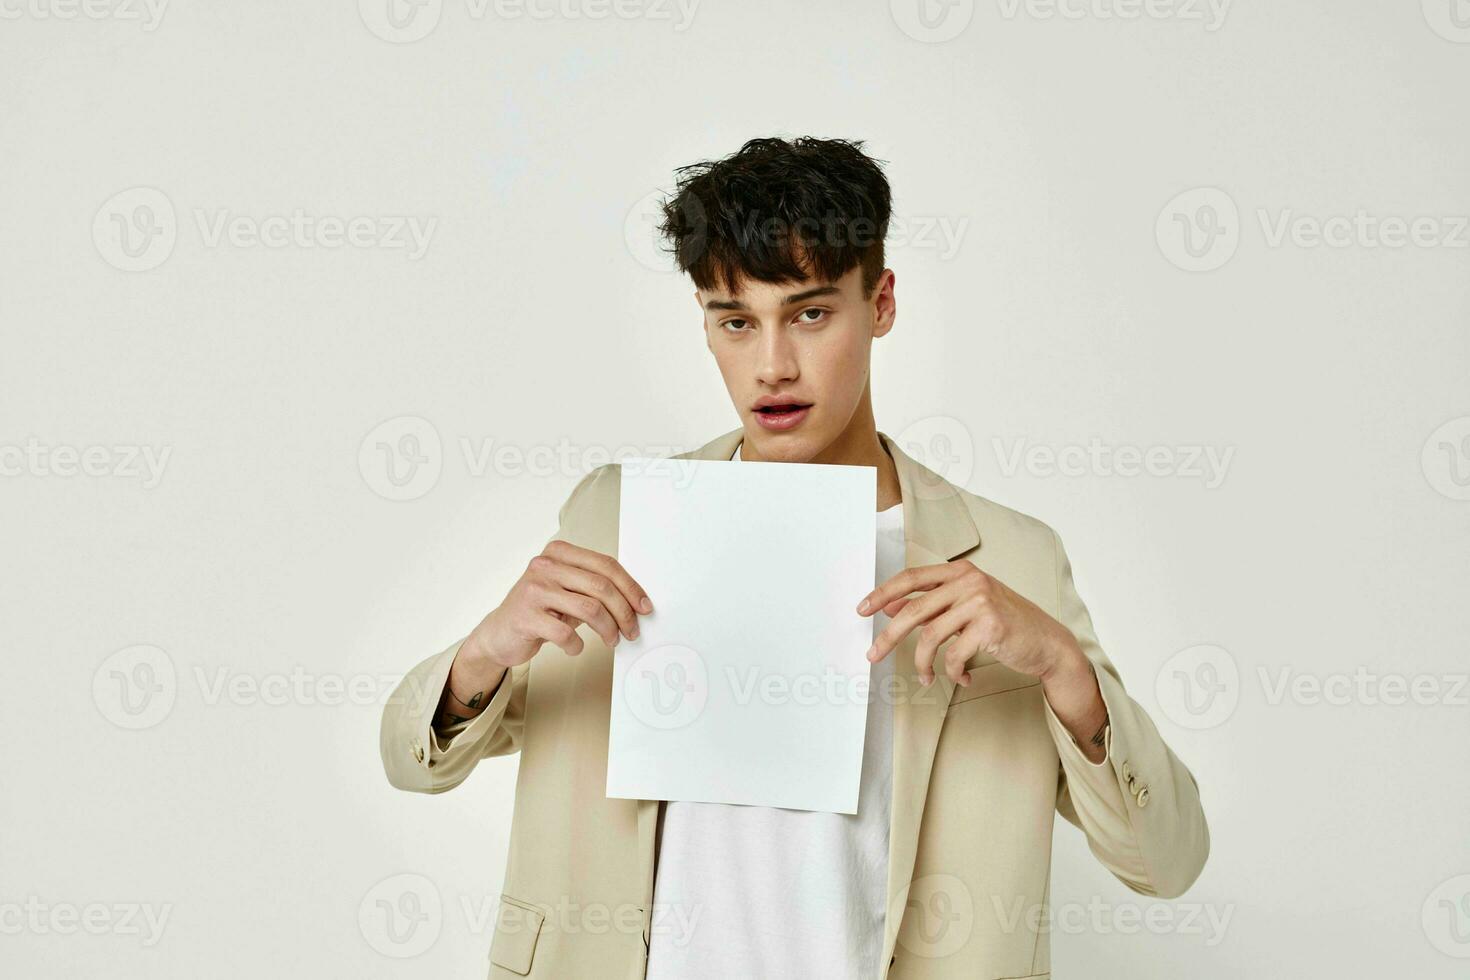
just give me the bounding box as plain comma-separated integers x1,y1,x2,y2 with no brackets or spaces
381,429,1209,980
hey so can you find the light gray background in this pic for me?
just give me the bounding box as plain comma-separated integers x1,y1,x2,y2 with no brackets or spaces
3,0,1468,976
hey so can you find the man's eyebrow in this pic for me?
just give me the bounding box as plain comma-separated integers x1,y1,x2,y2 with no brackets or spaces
703,284,840,312
782,285,840,305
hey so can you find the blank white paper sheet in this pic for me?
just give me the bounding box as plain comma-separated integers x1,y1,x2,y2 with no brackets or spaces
606,455,879,814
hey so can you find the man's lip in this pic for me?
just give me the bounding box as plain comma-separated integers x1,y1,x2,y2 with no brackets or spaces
753,403,811,430
752,397,814,411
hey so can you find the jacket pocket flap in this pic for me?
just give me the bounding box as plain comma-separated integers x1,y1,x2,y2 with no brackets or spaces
948,662,1040,707
488,895,545,976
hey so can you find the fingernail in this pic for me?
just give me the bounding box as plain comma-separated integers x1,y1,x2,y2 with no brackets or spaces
864,645,876,661
640,597,653,614
630,628,640,641
920,674,932,687
857,599,870,615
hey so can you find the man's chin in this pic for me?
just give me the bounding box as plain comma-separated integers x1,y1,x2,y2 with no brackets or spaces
740,426,824,464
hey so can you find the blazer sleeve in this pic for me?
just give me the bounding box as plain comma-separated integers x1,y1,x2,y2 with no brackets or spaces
379,639,528,794
378,467,603,795
1042,528,1211,899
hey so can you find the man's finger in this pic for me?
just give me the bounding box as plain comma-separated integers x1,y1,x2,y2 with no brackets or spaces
880,595,914,618
530,610,586,656
866,580,964,666
947,620,989,686
912,621,963,687
545,540,654,615
548,561,641,641
539,585,620,650
918,602,976,686
857,562,960,619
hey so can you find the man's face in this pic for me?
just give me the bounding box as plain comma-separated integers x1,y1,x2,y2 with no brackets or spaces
698,264,896,462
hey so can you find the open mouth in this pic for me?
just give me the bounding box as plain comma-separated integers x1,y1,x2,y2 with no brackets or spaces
755,403,811,416
753,400,813,430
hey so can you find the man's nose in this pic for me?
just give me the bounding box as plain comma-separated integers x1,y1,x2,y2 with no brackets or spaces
755,325,798,387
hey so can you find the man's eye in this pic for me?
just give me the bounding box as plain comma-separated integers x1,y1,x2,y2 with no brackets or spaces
797,308,827,324
722,319,750,332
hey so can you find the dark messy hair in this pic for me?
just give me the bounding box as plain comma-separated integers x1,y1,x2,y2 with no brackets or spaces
658,136,892,296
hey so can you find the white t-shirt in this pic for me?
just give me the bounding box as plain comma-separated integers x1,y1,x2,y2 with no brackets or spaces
645,442,906,980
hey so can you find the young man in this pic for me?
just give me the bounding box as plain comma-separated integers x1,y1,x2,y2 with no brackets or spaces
381,137,1209,980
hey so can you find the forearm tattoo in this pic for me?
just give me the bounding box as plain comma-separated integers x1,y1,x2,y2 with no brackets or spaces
450,688,485,710
436,685,486,729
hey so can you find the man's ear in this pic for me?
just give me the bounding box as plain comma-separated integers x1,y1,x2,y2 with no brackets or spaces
871,269,897,339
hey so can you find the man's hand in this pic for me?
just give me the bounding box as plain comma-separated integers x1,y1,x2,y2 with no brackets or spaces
857,559,1109,762
857,559,1083,687
433,541,653,734
469,539,654,668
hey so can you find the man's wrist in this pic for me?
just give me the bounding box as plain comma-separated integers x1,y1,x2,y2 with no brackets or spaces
461,629,513,671
434,642,508,734
1037,634,1110,763
1038,633,1089,689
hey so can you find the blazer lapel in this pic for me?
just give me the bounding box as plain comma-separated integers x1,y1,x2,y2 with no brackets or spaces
876,430,981,971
